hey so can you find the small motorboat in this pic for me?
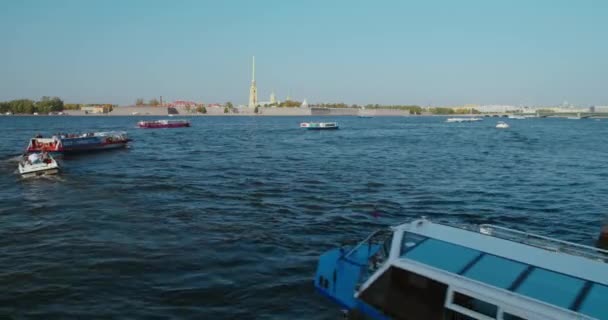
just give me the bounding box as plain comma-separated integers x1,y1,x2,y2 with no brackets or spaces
300,122,339,130
446,117,483,123
18,153,60,177
138,120,190,128
496,121,509,129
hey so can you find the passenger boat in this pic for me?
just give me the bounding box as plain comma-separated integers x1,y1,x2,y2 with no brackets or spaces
26,131,130,153
446,117,483,123
137,119,190,128
496,121,510,129
314,218,608,320
300,122,339,130
18,153,59,177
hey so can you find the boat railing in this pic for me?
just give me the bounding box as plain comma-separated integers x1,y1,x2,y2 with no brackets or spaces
479,224,608,262
339,229,393,291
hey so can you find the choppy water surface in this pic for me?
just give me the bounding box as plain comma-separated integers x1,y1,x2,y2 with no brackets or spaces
0,116,607,318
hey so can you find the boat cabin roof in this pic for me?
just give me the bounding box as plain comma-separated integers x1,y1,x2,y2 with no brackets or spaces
360,219,608,320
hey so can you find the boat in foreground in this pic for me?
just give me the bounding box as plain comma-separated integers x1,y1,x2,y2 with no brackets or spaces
496,121,510,129
300,122,339,130
137,119,190,128
446,117,483,123
315,217,608,320
18,153,59,177
26,131,130,153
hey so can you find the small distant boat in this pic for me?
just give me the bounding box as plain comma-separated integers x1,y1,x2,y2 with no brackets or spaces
18,153,60,177
507,115,526,119
567,113,582,120
496,121,509,129
446,117,483,123
300,122,339,130
138,120,190,128
27,131,131,153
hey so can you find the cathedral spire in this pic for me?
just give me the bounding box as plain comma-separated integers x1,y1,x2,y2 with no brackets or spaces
248,56,258,107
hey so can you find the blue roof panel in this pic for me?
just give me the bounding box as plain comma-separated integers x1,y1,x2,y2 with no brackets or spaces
515,268,585,309
578,284,608,320
464,255,528,289
402,239,480,273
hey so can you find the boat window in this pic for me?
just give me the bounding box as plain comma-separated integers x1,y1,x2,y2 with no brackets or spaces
359,267,448,320
401,238,480,273
443,310,478,320
400,232,427,254
452,291,497,318
462,255,527,289
502,313,526,320
514,268,585,310
577,283,608,320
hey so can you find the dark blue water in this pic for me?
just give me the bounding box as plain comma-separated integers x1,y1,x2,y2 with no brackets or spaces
1,116,607,318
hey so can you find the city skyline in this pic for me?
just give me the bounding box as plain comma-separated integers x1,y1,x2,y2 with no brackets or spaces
1,0,607,106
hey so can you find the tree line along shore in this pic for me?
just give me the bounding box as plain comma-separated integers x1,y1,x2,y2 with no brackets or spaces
1,97,493,116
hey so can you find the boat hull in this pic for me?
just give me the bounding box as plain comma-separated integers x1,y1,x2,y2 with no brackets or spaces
306,126,339,130
20,168,59,178
138,123,190,128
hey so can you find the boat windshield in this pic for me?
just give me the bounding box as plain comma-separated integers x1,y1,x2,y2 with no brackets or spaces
340,229,393,290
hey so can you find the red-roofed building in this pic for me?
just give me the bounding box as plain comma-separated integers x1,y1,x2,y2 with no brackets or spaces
167,100,198,108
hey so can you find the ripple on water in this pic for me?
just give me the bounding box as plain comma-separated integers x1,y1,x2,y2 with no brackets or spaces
0,116,607,318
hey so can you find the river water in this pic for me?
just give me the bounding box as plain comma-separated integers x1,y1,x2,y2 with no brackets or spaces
0,116,606,318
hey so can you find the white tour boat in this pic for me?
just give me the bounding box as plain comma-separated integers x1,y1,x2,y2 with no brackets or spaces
446,117,483,123
315,218,608,320
300,122,339,130
496,121,510,129
18,153,60,177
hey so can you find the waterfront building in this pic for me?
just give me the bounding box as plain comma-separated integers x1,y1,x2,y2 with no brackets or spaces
476,105,521,113
591,106,608,113
248,56,258,107
81,105,105,114
168,100,197,108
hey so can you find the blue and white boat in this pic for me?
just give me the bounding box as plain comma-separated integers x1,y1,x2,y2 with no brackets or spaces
314,218,608,320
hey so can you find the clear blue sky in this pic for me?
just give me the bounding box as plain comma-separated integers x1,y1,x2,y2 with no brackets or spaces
1,0,607,106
